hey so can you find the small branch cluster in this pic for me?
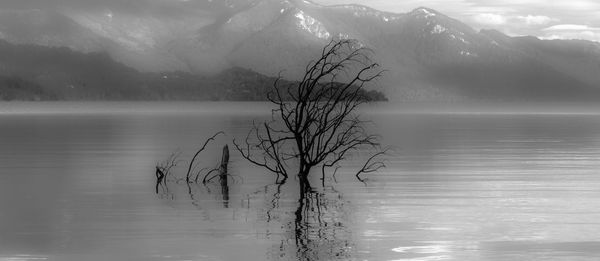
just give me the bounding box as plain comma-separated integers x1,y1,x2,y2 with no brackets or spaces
156,150,182,185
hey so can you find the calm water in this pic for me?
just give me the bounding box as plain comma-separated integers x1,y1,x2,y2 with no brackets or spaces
2,102,600,260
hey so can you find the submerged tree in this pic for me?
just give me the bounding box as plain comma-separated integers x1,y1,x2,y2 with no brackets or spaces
234,39,387,187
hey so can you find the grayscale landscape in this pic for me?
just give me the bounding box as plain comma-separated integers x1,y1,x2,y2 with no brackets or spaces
1,0,600,260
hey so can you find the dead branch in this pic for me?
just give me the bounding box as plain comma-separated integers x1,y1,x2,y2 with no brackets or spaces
186,131,224,183
355,149,389,181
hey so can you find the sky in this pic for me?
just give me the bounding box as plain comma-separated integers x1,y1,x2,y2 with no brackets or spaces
313,0,600,41
0,0,599,42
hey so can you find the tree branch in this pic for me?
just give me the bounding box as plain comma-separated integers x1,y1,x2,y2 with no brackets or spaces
186,131,224,183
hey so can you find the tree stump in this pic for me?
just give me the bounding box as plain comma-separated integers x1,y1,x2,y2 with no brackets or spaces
219,145,230,207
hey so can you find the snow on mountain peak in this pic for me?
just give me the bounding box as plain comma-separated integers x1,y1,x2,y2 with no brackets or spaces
294,10,330,39
429,26,473,46
412,7,437,18
328,3,399,22
460,50,478,57
432,24,447,34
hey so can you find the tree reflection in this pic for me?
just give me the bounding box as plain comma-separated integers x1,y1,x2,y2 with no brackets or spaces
155,165,357,260
267,180,355,260
155,174,231,209
219,172,230,208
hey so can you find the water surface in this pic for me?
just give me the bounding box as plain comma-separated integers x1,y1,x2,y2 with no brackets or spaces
1,102,600,260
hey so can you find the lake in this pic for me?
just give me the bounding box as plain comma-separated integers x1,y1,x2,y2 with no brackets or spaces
1,102,600,260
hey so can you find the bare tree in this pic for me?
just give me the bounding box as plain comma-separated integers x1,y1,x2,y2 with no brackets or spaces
234,39,386,186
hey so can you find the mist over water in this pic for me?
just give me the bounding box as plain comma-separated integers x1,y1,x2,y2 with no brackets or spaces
2,102,600,260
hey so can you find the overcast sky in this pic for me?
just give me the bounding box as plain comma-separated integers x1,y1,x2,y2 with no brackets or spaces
1,0,599,42
313,0,600,41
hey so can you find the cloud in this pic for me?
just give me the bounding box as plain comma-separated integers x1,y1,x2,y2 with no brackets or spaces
516,15,553,25
541,31,600,42
552,0,600,11
544,24,595,31
473,13,507,25
542,24,600,42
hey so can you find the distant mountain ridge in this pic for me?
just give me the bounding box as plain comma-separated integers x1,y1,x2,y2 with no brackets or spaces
0,40,385,101
1,1,600,101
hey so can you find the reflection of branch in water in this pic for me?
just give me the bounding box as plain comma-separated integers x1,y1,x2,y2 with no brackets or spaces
186,182,204,210
220,171,230,209
156,170,233,211
265,179,354,260
265,183,283,223
187,173,231,209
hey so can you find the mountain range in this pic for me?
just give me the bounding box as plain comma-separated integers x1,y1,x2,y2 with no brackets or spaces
0,41,385,101
1,0,600,101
